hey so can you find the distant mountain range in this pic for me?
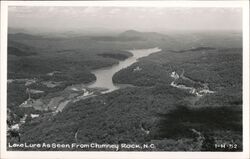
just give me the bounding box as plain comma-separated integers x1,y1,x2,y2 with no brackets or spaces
8,27,171,39
8,27,122,37
8,33,44,40
8,29,174,43
8,29,242,50
119,30,169,39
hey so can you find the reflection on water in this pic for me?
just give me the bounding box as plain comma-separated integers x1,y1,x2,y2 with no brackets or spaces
88,47,161,93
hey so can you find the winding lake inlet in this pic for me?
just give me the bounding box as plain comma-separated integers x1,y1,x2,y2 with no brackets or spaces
88,47,161,93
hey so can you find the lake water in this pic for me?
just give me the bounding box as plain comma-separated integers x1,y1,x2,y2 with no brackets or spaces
88,47,161,93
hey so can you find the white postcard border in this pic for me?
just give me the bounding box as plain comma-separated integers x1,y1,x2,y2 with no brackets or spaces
0,1,249,159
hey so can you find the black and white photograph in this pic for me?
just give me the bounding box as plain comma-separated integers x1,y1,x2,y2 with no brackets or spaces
0,1,249,159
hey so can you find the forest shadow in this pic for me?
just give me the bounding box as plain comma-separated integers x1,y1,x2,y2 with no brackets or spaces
154,104,242,139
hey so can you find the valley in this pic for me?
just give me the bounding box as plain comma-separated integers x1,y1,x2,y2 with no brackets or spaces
7,30,242,151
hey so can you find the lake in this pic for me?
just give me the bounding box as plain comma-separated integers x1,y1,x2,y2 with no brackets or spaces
88,47,161,93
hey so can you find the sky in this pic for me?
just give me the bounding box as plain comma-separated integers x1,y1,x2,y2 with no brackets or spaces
8,7,242,33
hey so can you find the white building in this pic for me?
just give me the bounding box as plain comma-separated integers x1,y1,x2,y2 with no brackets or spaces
170,71,179,79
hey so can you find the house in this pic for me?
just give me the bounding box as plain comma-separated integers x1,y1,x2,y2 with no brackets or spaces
170,71,179,79
30,114,40,118
133,66,142,72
